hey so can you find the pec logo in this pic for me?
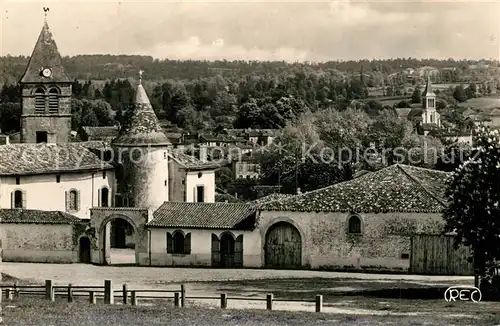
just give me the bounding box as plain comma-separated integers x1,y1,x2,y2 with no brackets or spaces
444,286,482,302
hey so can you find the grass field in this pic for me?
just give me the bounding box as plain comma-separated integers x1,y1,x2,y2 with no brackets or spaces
2,295,500,325
458,96,500,109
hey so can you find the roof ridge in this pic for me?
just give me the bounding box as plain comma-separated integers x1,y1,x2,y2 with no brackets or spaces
396,164,447,207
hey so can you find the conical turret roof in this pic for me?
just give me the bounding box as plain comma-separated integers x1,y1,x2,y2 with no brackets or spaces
112,75,171,147
20,20,70,84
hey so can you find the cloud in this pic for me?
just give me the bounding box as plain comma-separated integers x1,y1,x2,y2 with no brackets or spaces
133,37,311,62
1,0,499,61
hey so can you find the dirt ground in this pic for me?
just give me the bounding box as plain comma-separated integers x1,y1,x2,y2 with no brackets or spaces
0,262,477,317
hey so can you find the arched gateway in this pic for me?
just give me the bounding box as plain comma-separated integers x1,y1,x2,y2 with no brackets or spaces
90,207,151,265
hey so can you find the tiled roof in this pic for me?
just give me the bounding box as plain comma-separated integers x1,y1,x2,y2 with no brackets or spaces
78,140,113,151
81,126,119,140
20,21,70,84
0,209,81,224
0,143,113,176
259,164,450,213
170,149,220,171
253,193,293,205
148,202,257,229
112,82,171,147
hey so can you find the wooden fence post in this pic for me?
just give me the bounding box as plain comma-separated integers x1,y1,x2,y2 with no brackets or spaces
220,293,227,309
0,293,3,325
45,280,53,301
6,289,13,301
89,291,97,304
180,285,185,307
315,295,323,313
14,281,18,298
67,284,73,303
131,291,137,306
266,294,273,310
122,284,128,305
174,292,180,307
104,280,114,304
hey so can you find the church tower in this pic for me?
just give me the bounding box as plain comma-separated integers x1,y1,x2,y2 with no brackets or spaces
422,75,440,126
111,71,171,210
19,14,72,143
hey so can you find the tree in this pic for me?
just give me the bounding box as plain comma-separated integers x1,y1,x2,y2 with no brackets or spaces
453,85,467,102
411,86,422,104
0,102,21,133
71,99,114,130
443,126,500,290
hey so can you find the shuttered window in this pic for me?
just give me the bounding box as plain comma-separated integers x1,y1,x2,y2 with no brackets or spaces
35,88,45,113
48,88,59,113
66,189,80,212
166,231,191,254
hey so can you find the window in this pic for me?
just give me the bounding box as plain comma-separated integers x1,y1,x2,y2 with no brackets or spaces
48,88,59,113
167,231,191,254
36,131,48,143
401,253,410,260
35,88,45,113
12,190,25,209
348,215,362,234
198,172,203,178
66,189,80,212
164,180,167,186
427,98,435,109
102,171,107,179
15,176,20,185
196,186,205,203
164,152,167,159
100,187,109,207
56,175,61,183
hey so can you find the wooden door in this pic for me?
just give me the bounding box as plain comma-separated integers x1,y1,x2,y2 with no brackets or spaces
79,237,91,263
265,222,302,268
211,234,221,267
220,233,235,268
234,235,243,268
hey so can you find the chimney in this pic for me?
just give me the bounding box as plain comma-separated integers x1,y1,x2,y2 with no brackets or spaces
199,145,208,162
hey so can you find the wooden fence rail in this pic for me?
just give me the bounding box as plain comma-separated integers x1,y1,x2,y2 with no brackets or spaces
0,280,324,312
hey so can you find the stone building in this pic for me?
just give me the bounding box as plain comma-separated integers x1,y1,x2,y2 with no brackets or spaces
256,164,448,271
19,20,72,144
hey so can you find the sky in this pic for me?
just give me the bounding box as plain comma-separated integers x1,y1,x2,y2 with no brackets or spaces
1,0,499,62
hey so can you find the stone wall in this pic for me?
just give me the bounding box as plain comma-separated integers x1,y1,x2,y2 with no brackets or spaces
0,223,77,263
258,210,444,272
149,228,261,267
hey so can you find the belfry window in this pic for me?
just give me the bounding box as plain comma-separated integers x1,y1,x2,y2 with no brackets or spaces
48,88,59,113
35,88,45,113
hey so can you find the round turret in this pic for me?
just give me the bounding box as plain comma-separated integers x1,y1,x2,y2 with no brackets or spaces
111,72,171,210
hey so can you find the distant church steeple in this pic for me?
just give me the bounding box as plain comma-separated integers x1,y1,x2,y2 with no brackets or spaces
422,75,436,111
19,9,72,143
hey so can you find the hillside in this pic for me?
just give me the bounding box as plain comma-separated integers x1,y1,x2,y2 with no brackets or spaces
1,55,498,84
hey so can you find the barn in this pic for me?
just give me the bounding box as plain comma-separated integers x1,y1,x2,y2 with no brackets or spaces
257,164,450,272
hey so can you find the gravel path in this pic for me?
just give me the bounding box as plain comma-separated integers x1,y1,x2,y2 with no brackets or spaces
1,262,473,288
